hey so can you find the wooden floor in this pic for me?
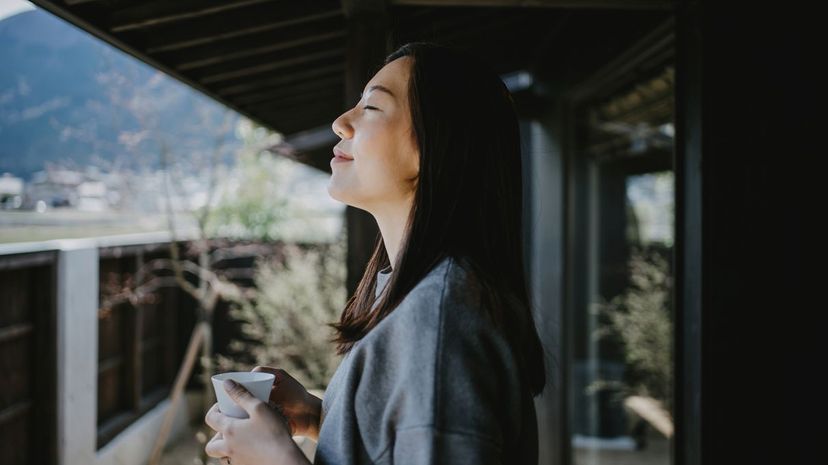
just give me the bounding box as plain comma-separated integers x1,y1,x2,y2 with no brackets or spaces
573,428,671,465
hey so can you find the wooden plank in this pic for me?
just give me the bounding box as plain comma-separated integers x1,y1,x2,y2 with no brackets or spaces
623,395,674,438
155,15,344,70
0,251,55,271
0,405,31,464
0,331,33,414
189,38,343,82
0,323,33,344
96,360,125,425
0,400,31,426
98,355,124,374
390,0,674,9
98,242,173,258
110,0,273,33
131,253,144,410
137,5,342,54
163,285,176,388
197,47,344,84
177,30,345,71
32,262,57,465
235,76,343,106
243,91,341,117
216,63,343,98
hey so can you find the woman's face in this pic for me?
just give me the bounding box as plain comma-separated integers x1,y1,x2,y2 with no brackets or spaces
328,56,420,214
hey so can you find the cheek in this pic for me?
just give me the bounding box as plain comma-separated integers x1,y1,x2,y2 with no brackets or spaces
358,156,410,197
399,148,420,184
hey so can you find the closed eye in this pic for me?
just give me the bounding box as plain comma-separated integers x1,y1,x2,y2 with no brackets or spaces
363,105,378,110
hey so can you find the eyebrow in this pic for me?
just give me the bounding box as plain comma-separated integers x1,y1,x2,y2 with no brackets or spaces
360,85,395,99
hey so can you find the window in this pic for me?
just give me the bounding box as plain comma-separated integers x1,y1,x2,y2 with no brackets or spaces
568,63,675,465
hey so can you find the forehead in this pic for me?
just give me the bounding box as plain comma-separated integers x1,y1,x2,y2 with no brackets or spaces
362,56,411,99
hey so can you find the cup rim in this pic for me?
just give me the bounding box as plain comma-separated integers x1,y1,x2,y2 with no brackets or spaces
211,371,275,383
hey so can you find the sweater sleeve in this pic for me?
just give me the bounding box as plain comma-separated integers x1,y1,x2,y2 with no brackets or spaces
352,260,522,464
391,425,504,465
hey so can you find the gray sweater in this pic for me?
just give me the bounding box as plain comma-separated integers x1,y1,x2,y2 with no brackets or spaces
313,256,538,464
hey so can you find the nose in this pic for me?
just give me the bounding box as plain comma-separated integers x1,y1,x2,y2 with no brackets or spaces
332,111,352,139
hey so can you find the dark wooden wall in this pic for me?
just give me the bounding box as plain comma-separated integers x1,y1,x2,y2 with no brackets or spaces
674,1,818,464
0,251,57,465
96,244,199,449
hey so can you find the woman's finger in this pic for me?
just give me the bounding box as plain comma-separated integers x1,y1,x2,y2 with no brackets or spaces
223,379,262,417
252,366,282,381
204,402,230,433
204,431,229,458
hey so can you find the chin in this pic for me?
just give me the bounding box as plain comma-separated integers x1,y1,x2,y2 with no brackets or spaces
326,181,350,205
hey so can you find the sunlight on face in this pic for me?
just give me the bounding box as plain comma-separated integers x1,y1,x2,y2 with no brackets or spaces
328,56,420,215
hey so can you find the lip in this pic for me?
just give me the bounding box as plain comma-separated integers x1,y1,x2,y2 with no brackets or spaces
331,156,352,165
332,147,354,161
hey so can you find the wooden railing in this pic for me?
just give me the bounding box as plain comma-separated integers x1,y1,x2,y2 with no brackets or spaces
0,231,201,465
0,249,57,465
95,242,199,449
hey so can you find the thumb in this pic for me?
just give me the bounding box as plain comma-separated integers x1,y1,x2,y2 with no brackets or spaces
223,379,260,415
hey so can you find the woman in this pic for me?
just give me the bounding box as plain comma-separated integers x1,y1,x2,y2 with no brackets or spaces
204,41,548,465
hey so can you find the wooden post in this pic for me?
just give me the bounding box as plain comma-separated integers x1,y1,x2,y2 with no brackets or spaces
147,322,206,465
341,0,392,295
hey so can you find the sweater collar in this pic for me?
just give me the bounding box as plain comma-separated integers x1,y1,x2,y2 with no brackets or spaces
375,264,392,298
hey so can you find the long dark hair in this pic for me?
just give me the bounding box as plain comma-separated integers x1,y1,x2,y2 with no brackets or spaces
328,41,547,397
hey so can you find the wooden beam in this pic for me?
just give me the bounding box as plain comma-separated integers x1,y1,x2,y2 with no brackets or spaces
140,6,341,54
198,48,343,84
390,0,674,9
233,76,343,106
438,10,528,44
110,0,272,32
216,64,343,98
241,85,341,112
254,98,341,123
674,1,701,464
174,30,346,71
187,39,343,82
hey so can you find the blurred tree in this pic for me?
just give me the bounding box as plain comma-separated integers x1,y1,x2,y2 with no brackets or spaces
589,244,674,436
215,235,347,390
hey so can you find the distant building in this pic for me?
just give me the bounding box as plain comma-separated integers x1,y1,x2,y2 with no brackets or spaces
24,168,110,212
0,172,24,209
77,180,107,212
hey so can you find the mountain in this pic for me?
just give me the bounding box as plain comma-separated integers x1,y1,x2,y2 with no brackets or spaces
0,9,242,181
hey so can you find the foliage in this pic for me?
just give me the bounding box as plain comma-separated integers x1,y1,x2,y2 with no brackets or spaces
213,235,348,390
590,244,674,414
202,119,290,241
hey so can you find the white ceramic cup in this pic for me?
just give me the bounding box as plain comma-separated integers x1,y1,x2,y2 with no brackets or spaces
211,371,275,419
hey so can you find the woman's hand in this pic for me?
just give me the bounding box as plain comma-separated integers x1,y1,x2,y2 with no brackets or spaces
204,379,310,465
251,366,323,441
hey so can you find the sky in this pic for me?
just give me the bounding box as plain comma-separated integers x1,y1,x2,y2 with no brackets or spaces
0,0,35,22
